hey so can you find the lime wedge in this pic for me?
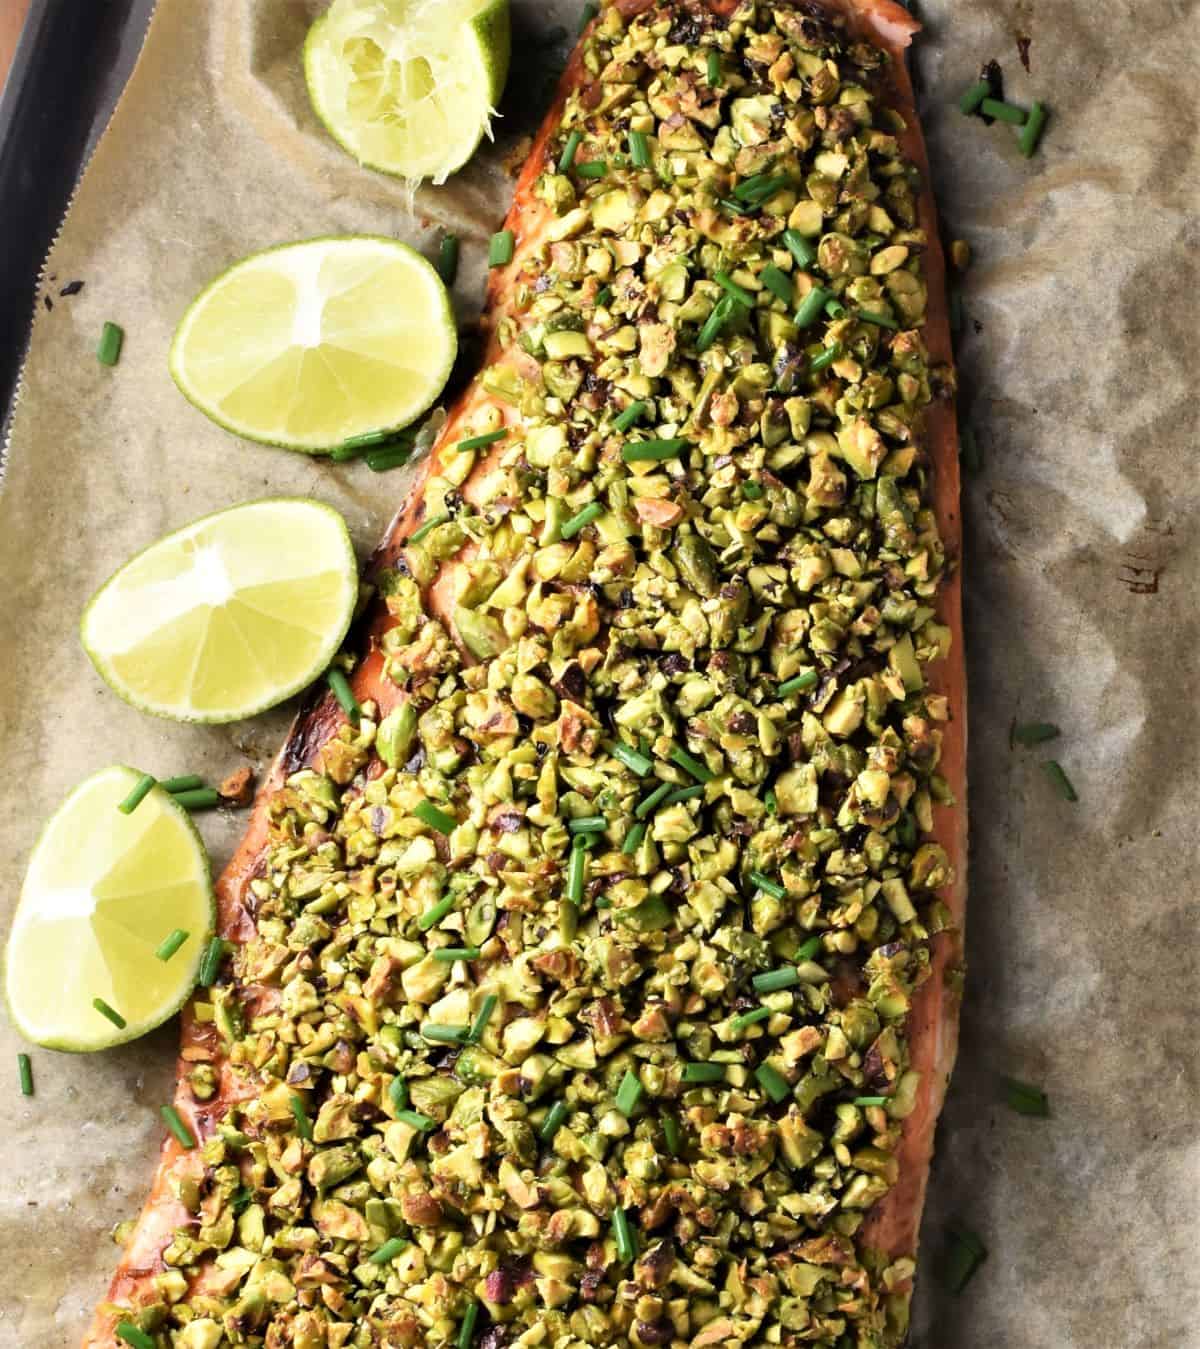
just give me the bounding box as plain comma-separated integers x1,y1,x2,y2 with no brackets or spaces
304,0,511,183
80,498,358,723
5,766,215,1052
169,235,456,452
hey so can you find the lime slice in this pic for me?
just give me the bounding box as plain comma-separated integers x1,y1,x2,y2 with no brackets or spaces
5,766,215,1052
304,0,511,183
169,235,456,452
80,498,358,723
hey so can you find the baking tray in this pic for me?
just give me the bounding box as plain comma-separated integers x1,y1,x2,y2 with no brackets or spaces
0,0,155,444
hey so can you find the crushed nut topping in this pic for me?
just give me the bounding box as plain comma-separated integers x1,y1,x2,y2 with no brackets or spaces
114,3,955,1345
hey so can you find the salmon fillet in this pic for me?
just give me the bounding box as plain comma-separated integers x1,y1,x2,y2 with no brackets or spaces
86,0,965,1344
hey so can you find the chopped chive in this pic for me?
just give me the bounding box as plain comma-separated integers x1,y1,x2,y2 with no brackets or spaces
389,1076,409,1112
742,480,764,499
578,1,598,31
979,96,1027,125
615,1069,644,1116
749,870,786,900
369,1237,408,1264
160,774,204,794
778,670,819,697
595,896,613,909
681,1061,725,1084
558,129,583,173
853,1095,888,1107
663,785,704,805
755,1062,791,1104
731,1006,771,1032
940,1224,988,1293
488,229,515,267
718,196,754,216
696,293,735,351
1018,101,1048,158
458,428,507,452
622,437,689,463
661,1112,681,1155
760,265,793,307
569,815,608,834
469,994,498,1043
858,308,899,329
824,297,847,319
326,668,360,723
733,172,790,203
706,48,722,86
97,321,124,367
155,929,189,962
433,946,481,963
612,739,653,776
1012,721,1060,746
958,78,992,115
560,502,604,539
713,270,756,307
595,285,613,308
396,1108,437,1132
612,399,648,433
17,1053,33,1097
366,445,414,473
421,1023,469,1044
810,342,842,373
576,159,607,178
117,773,156,815
410,512,450,545
793,285,831,328
329,440,369,462
635,782,672,819
93,998,126,1029
960,424,982,474
612,1207,638,1263
418,892,454,931
198,937,225,986
289,1093,313,1141
540,1100,569,1141
457,1300,479,1349
752,967,800,994
629,129,651,168
161,1104,197,1149
795,935,823,962
765,788,777,815
114,1323,155,1349
341,428,391,451
172,787,220,812
437,233,460,285
1041,760,1078,801
669,745,714,783
567,838,588,904
782,229,817,268
414,800,457,834
621,822,647,855
1002,1076,1051,1117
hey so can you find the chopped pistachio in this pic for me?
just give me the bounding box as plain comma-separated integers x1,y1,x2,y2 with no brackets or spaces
146,6,957,1346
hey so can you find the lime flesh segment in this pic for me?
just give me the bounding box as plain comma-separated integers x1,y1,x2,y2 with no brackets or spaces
5,766,215,1052
170,235,457,452
305,0,511,183
80,498,359,723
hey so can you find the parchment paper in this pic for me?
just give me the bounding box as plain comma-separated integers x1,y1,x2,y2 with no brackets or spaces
1,1,1197,1344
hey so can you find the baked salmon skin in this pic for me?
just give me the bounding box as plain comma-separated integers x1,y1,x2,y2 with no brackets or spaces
87,0,965,1345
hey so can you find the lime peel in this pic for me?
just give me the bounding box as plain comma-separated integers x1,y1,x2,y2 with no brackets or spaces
169,235,456,453
304,0,511,185
5,766,216,1053
80,498,359,724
